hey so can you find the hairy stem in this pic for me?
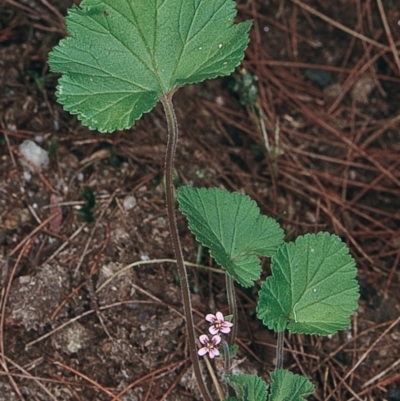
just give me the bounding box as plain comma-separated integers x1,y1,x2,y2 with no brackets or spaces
276,330,285,369
203,354,225,401
222,340,231,373
226,274,237,347
161,93,212,401
225,275,237,398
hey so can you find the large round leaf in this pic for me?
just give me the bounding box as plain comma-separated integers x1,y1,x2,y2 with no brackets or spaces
48,0,251,132
178,187,284,287
257,232,359,335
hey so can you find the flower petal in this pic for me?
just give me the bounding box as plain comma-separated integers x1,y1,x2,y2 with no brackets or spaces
198,347,208,356
205,313,216,323
209,348,220,359
209,326,219,335
199,334,209,345
212,335,222,345
215,311,224,321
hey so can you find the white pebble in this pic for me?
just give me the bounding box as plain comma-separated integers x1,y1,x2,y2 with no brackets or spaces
18,140,49,172
23,171,32,181
123,195,137,211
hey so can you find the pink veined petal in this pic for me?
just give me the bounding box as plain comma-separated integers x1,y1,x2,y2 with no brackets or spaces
212,335,222,345
198,347,209,356
209,348,220,359
209,326,219,335
215,311,224,321
199,334,209,345
220,326,232,334
205,313,216,323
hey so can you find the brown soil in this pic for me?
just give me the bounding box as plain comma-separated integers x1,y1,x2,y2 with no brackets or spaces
1,0,400,400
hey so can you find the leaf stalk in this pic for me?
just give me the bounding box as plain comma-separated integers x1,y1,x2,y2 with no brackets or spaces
276,330,285,369
160,93,212,401
226,274,237,347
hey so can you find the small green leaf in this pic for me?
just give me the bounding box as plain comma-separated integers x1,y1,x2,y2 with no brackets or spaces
177,187,284,287
48,0,252,132
226,373,268,401
268,369,314,401
257,232,359,334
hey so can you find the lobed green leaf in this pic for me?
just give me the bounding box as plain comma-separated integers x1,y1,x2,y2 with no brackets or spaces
257,232,359,335
48,0,251,132
268,369,314,401
225,373,268,401
177,187,284,287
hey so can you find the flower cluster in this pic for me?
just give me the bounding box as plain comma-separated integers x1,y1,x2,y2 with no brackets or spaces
197,312,233,359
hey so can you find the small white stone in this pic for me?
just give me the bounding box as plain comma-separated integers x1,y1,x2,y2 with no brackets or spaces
19,276,31,284
123,195,137,211
18,140,49,172
23,171,32,181
215,96,224,106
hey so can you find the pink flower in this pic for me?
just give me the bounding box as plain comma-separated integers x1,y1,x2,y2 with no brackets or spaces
198,334,221,359
206,312,233,335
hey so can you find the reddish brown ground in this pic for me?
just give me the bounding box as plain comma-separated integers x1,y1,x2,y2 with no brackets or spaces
1,0,400,400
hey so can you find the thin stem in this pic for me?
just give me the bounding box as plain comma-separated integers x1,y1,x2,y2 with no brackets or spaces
203,353,225,401
160,93,212,401
225,276,238,399
226,274,237,346
222,340,231,373
222,340,231,398
276,330,285,369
